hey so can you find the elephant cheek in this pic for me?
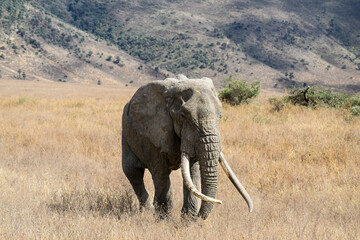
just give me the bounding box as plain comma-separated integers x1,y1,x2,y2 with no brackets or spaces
180,125,196,157
180,140,196,158
173,121,182,138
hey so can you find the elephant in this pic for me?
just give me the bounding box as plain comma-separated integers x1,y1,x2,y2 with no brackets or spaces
122,75,253,220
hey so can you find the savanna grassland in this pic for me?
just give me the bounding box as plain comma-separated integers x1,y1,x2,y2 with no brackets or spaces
0,80,359,239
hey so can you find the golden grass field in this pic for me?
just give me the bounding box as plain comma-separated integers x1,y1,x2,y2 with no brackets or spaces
0,80,359,239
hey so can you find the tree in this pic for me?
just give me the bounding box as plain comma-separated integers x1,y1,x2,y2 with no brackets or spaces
86,50,93,58
17,69,22,79
289,72,294,80
29,38,41,48
219,78,260,105
113,56,121,64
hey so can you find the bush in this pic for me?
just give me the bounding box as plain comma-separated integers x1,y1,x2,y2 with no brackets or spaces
286,86,348,108
29,38,41,48
113,56,121,64
350,106,360,116
350,95,360,107
268,97,285,112
284,86,360,116
219,78,260,105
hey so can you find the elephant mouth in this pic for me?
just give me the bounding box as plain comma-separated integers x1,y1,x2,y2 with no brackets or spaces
181,152,254,212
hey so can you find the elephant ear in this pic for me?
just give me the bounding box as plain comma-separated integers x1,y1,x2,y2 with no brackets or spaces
126,79,179,155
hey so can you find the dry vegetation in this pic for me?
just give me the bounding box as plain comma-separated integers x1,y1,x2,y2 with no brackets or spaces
0,80,359,239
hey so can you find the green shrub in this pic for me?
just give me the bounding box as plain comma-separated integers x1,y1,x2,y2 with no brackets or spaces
286,86,348,108
350,95,360,107
350,106,360,116
29,38,41,48
348,96,360,116
285,86,360,116
219,78,260,105
268,97,285,112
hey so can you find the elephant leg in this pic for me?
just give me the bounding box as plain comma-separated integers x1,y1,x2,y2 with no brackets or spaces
151,171,173,217
181,161,200,219
122,138,153,211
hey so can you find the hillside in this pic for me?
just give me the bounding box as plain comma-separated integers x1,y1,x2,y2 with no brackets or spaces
0,1,163,86
1,0,360,91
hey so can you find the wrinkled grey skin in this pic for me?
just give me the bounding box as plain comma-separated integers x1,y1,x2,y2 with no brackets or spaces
122,76,222,220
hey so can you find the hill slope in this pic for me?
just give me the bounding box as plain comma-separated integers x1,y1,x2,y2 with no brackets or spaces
1,0,360,91
0,1,163,86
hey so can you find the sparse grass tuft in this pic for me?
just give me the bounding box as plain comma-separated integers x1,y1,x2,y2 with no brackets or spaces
48,187,138,218
17,96,36,105
268,97,286,112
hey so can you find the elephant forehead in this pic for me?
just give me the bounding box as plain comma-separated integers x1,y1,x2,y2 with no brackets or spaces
178,79,214,91
190,91,219,115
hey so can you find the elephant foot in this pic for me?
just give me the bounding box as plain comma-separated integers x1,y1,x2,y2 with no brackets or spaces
153,202,173,220
139,198,155,213
181,211,198,223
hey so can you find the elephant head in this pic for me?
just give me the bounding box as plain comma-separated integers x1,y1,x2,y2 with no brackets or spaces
124,75,253,219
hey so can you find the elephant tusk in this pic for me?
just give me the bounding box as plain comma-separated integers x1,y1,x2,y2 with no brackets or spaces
219,152,254,212
181,152,222,205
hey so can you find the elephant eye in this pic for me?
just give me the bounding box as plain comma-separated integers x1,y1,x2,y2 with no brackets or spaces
181,89,193,102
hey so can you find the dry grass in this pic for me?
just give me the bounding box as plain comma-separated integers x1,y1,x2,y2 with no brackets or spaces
0,80,359,239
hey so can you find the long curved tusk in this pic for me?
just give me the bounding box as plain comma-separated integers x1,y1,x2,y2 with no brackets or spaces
181,152,222,205
219,152,254,212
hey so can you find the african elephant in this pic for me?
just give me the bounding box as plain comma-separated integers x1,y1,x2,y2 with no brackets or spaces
122,75,253,220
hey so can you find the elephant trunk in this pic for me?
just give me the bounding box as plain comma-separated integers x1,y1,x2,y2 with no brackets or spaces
197,134,221,219
181,119,254,219
181,119,223,219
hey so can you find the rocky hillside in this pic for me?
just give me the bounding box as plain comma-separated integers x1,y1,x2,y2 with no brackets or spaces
1,0,360,91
